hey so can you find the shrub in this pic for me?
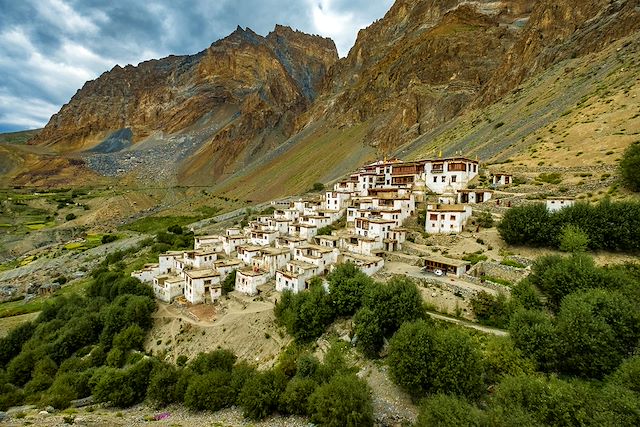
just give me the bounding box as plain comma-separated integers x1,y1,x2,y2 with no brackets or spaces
146,363,183,407
222,270,236,295
279,377,318,415
327,262,372,316
509,309,558,371
184,370,234,411
167,224,183,235
620,141,640,191
416,394,483,427
310,182,325,192
239,369,288,420
308,375,374,427
187,349,237,375
101,234,118,244
470,291,510,328
353,307,383,358
558,224,589,253
388,321,484,399
65,213,77,221
476,211,494,228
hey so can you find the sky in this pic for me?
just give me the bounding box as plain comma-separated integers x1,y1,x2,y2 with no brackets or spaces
0,0,394,133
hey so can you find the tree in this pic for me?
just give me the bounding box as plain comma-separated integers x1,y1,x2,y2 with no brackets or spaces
308,374,374,427
167,224,183,234
362,276,424,337
239,369,288,420
187,349,236,375
620,141,640,191
222,270,236,295
184,370,234,411
353,307,383,358
555,289,640,378
476,211,494,228
387,321,484,399
146,363,183,407
470,291,510,328
279,377,318,415
497,203,555,246
327,263,372,316
508,309,558,371
416,394,483,427
65,213,77,221
608,355,640,393
310,182,325,192
483,336,535,385
559,224,589,253
275,282,335,343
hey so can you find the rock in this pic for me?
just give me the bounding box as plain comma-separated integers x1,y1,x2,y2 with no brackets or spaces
0,412,6,421
70,396,94,408
38,410,49,416
45,406,55,413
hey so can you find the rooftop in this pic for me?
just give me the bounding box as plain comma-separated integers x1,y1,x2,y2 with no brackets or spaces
185,268,220,279
423,255,470,268
427,204,469,212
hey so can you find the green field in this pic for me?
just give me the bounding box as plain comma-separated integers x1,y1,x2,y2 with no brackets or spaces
121,215,201,234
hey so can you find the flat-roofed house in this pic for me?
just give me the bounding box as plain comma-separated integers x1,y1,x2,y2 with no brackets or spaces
425,204,472,234
288,222,318,240
293,244,338,275
342,234,383,256
252,247,291,277
423,255,471,277
235,268,270,296
194,235,224,252
275,260,320,293
131,263,160,283
250,229,278,246
546,197,575,212
184,269,221,304
237,245,263,265
214,259,243,280
338,253,384,276
223,234,248,256
457,189,493,204
491,173,513,187
276,235,307,252
425,157,479,194
153,274,185,303
181,250,218,270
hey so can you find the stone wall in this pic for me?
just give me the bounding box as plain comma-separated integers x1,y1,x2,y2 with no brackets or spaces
468,260,529,284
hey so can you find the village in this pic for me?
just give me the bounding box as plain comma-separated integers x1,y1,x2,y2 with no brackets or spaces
132,155,574,307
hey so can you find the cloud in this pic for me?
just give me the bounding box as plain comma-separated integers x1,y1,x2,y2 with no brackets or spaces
0,0,393,133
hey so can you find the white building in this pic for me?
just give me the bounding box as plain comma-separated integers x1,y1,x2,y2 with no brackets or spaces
276,260,319,293
194,235,224,251
250,229,278,246
235,268,270,296
214,259,243,280
252,247,291,277
424,158,479,194
293,244,338,275
131,263,160,283
184,269,221,304
153,274,184,303
425,204,472,234
423,255,471,277
491,173,513,187
337,253,384,276
288,222,318,240
457,189,493,204
237,245,263,265
546,197,575,212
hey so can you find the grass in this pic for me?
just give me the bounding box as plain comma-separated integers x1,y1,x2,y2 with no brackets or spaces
0,277,91,319
121,215,201,234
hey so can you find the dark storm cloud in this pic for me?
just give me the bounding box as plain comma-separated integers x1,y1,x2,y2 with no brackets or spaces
0,0,393,132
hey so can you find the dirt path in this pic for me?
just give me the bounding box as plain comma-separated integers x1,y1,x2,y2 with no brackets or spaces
426,310,509,336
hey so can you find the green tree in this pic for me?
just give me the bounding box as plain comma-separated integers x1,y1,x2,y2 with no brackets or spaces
476,211,494,228
239,369,288,420
222,270,236,295
187,349,236,375
388,321,484,399
353,307,383,358
497,203,555,246
483,336,535,385
327,263,372,316
555,289,640,378
509,309,558,371
608,355,640,393
559,224,589,253
308,374,374,427
279,377,318,415
620,141,640,191
146,363,183,408
416,394,483,427
184,370,234,411
363,276,424,337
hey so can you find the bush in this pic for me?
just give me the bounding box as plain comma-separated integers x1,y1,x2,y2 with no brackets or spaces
310,182,325,192
101,234,118,244
387,321,484,399
353,307,383,358
620,141,640,191
188,349,236,375
146,363,183,407
476,211,494,228
65,213,77,221
498,203,555,247
558,224,589,253
555,289,640,378
416,394,483,427
308,375,374,427
222,270,236,295
509,309,558,371
470,291,510,328
327,263,372,316
279,377,318,415
167,224,183,234
184,370,234,411
239,369,288,420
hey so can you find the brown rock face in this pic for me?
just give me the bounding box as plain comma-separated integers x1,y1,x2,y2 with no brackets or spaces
30,26,338,154
479,0,640,104
305,0,532,153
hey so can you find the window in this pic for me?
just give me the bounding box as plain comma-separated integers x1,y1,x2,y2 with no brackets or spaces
450,215,456,220
441,176,446,182
440,214,445,220
433,177,437,183
430,214,438,221
451,176,457,183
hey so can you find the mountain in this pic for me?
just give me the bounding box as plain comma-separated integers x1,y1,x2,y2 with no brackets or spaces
10,0,640,199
